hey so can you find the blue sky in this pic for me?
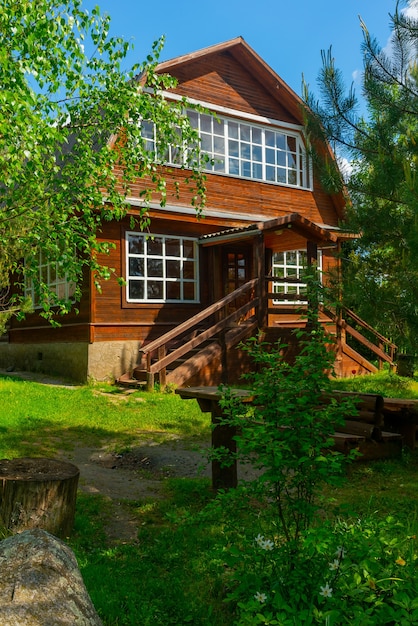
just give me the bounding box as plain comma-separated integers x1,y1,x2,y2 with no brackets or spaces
95,0,402,102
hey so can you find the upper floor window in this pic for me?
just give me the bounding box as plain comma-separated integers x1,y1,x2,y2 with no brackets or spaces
141,110,312,190
24,252,76,308
272,250,322,304
126,232,199,303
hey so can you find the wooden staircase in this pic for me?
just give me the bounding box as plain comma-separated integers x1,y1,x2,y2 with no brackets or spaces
118,279,260,390
117,278,397,390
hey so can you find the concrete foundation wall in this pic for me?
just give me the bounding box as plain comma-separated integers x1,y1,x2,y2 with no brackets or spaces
0,340,141,383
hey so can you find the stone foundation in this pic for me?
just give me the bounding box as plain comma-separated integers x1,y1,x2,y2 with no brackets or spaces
0,340,141,383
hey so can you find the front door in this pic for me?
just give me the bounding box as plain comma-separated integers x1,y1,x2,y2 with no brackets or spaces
222,247,251,313
223,248,250,294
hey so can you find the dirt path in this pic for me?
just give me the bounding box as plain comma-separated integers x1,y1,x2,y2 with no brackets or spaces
1,370,214,542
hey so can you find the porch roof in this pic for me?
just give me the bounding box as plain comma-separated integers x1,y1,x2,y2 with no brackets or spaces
199,212,355,246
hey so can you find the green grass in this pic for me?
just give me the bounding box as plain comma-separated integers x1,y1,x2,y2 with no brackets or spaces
0,374,210,458
2,371,418,625
330,369,418,398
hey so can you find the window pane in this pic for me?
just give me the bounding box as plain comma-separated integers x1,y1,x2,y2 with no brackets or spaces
241,143,250,160
213,136,225,154
147,237,163,256
183,261,195,280
265,130,275,147
130,236,142,254
129,258,144,277
147,281,163,299
266,148,275,164
252,163,262,179
166,238,180,257
287,136,296,152
214,158,225,171
287,252,297,265
252,127,262,144
183,241,195,259
229,140,239,157
201,134,212,152
228,121,239,139
276,134,286,150
188,110,198,128
240,125,250,142
200,114,212,133
166,260,180,278
288,170,297,185
242,161,251,177
129,281,144,300
183,283,195,300
229,158,239,174
252,145,262,162
147,259,163,277
166,282,181,300
266,165,275,181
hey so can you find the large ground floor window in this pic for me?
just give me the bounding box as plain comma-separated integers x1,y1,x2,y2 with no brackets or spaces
272,249,322,304
126,232,199,303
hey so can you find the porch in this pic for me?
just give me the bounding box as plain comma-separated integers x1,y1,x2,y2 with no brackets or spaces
118,213,396,390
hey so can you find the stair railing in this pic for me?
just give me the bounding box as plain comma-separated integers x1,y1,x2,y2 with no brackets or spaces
139,278,260,389
321,305,397,370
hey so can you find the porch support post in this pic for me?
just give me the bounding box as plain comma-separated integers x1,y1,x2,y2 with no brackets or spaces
306,240,319,322
306,240,318,270
255,233,267,327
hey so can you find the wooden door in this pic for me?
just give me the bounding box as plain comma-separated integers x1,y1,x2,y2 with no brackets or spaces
222,247,251,317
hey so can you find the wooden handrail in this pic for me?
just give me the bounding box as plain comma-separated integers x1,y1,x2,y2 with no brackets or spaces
149,299,258,374
140,278,260,389
344,308,397,350
321,304,397,369
140,278,259,356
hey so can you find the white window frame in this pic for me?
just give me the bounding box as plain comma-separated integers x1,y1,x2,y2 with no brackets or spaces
24,252,76,308
187,110,310,189
140,110,312,190
126,232,199,303
272,249,323,304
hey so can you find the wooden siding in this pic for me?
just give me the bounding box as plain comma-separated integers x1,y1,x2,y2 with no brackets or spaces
165,50,299,125
8,39,347,363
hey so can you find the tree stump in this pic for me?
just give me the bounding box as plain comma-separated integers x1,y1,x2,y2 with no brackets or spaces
0,458,79,538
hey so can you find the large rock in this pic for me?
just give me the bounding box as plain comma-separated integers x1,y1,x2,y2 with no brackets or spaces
0,529,103,625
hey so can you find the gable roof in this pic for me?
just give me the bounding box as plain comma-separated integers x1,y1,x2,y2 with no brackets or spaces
155,37,307,125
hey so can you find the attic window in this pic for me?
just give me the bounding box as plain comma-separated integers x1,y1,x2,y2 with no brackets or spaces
140,111,312,189
187,110,311,189
126,232,199,303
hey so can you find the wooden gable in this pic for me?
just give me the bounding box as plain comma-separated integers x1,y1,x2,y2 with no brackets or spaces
156,37,303,125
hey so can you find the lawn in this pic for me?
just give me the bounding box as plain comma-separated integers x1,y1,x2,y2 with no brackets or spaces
1,371,418,625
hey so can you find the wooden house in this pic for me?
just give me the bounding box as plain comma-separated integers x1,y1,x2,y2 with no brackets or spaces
0,38,396,385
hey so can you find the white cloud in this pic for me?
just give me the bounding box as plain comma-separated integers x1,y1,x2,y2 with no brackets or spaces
403,0,418,19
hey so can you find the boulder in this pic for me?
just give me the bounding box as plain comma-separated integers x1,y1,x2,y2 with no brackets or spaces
0,528,103,625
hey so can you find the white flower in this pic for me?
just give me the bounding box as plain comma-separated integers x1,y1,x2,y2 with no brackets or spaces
335,546,345,559
261,538,274,551
319,583,333,598
254,534,274,550
254,591,267,603
329,559,340,571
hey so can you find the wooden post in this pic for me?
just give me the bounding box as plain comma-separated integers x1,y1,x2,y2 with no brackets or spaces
158,345,166,390
211,400,237,490
0,458,79,538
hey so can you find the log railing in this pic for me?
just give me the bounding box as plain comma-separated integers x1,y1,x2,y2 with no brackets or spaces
265,276,397,370
332,306,397,370
139,279,260,389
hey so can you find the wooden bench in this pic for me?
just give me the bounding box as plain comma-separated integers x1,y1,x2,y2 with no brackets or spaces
320,391,403,458
382,398,418,450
